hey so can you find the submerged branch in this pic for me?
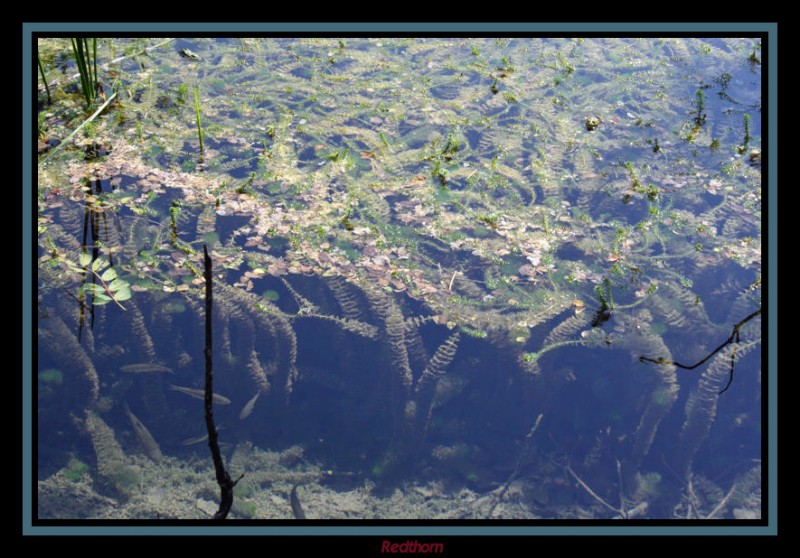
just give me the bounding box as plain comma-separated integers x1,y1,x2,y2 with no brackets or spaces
640,309,761,395
565,464,621,516
203,245,241,519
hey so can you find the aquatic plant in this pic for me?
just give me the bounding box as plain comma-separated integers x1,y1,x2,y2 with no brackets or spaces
39,368,63,385
193,86,204,153
36,37,762,519
65,251,132,310
63,457,90,482
84,410,141,497
70,38,100,108
37,50,51,104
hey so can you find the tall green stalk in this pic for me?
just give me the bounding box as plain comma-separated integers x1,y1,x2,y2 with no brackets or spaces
71,38,98,107
193,87,204,152
37,51,51,104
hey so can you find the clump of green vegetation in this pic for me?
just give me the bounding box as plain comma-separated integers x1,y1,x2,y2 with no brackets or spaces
592,278,614,327
693,89,707,127
39,368,63,384
431,159,448,187
326,148,350,163
176,83,189,105
63,457,91,482
748,42,761,66
476,214,498,229
160,301,187,314
651,388,674,407
736,113,752,155
460,325,488,339
441,130,462,161
234,481,257,499
106,461,141,493
521,352,539,363
193,86,204,152
622,161,641,190
234,499,258,518
37,51,52,105
70,38,99,108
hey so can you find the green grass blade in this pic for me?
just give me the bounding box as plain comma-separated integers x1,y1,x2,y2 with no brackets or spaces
38,91,117,166
92,38,98,92
193,86,204,152
37,52,51,104
71,38,97,107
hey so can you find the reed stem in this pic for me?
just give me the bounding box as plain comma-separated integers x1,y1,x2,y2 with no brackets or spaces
70,38,98,107
193,86,204,152
37,51,51,104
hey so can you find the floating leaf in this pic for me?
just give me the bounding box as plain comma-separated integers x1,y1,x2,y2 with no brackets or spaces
81,283,106,297
100,267,117,282
92,293,112,305
114,285,132,302
107,278,123,292
79,252,92,268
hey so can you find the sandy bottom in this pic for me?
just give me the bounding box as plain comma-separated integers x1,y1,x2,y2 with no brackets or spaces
37,441,760,521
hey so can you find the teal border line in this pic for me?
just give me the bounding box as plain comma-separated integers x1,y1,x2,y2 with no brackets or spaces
22,24,33,535
767,20,778,539
25,22,777,537
25,22,772,34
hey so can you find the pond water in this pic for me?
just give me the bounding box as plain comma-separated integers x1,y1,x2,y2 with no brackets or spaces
36,37,762,520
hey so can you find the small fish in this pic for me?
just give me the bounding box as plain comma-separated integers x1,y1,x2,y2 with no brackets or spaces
238,391,261,421
181,432,209,446
182,427,225,446
169,384,231,405
290,483,306,520
123,403,163,462
121,363,173,374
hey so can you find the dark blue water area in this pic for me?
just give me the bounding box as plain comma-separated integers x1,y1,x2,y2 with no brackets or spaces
36,239,762,518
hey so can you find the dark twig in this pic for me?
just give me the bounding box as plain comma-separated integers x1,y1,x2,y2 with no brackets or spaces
203,245,241,519
640,309,761,395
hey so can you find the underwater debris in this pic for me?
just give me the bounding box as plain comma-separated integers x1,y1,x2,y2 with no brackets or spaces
290,483,306,519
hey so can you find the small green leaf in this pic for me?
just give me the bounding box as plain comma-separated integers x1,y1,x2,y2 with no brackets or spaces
93,293,112,305
79,252,92,267
108,277,129,292
114,285,132,302
101,267,117,282
64,260,83,273
82,283,106,297
91,258,105,273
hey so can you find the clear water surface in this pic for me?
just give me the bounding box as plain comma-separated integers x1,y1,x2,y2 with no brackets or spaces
36,37,762,520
